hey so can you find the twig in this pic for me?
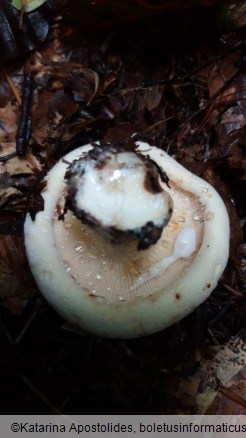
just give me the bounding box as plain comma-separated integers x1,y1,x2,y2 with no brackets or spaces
0,68,21,106
20,374,63,414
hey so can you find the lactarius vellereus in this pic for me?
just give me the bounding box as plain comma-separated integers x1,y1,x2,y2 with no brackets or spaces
24,142,229,338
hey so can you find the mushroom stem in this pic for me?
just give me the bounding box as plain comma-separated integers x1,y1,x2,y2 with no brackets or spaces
62,144,173,250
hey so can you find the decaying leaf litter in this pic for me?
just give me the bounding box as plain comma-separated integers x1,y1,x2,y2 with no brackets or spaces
0,0,245,413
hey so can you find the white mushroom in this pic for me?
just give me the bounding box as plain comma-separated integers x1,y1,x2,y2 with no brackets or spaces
24,142,230,338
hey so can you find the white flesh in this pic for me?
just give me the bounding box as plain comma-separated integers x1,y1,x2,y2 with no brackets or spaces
73,151,172,230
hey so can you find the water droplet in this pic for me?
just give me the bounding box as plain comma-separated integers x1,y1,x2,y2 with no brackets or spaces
102,260,107,265
194,212,202,221
96,274,103,280
75,242,84,253
64,222,73,229
173,208,178,212
64,260,72,273
118,295,126,302
90,289,97,296
178,213,186,223
107,287,111,291
203,187,208,193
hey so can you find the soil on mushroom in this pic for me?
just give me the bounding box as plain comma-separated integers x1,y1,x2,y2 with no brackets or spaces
0,1,246,414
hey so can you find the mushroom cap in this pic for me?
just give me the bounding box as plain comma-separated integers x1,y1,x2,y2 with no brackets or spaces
24,142,230,338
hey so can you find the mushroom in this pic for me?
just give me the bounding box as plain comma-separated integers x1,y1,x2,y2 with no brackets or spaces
24,141,230,338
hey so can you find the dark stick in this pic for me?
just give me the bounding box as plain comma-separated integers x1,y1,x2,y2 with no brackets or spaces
16,73,33,156
0,151,17,161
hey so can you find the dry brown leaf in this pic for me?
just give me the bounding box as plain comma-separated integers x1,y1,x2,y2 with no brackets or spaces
168,334,246,414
